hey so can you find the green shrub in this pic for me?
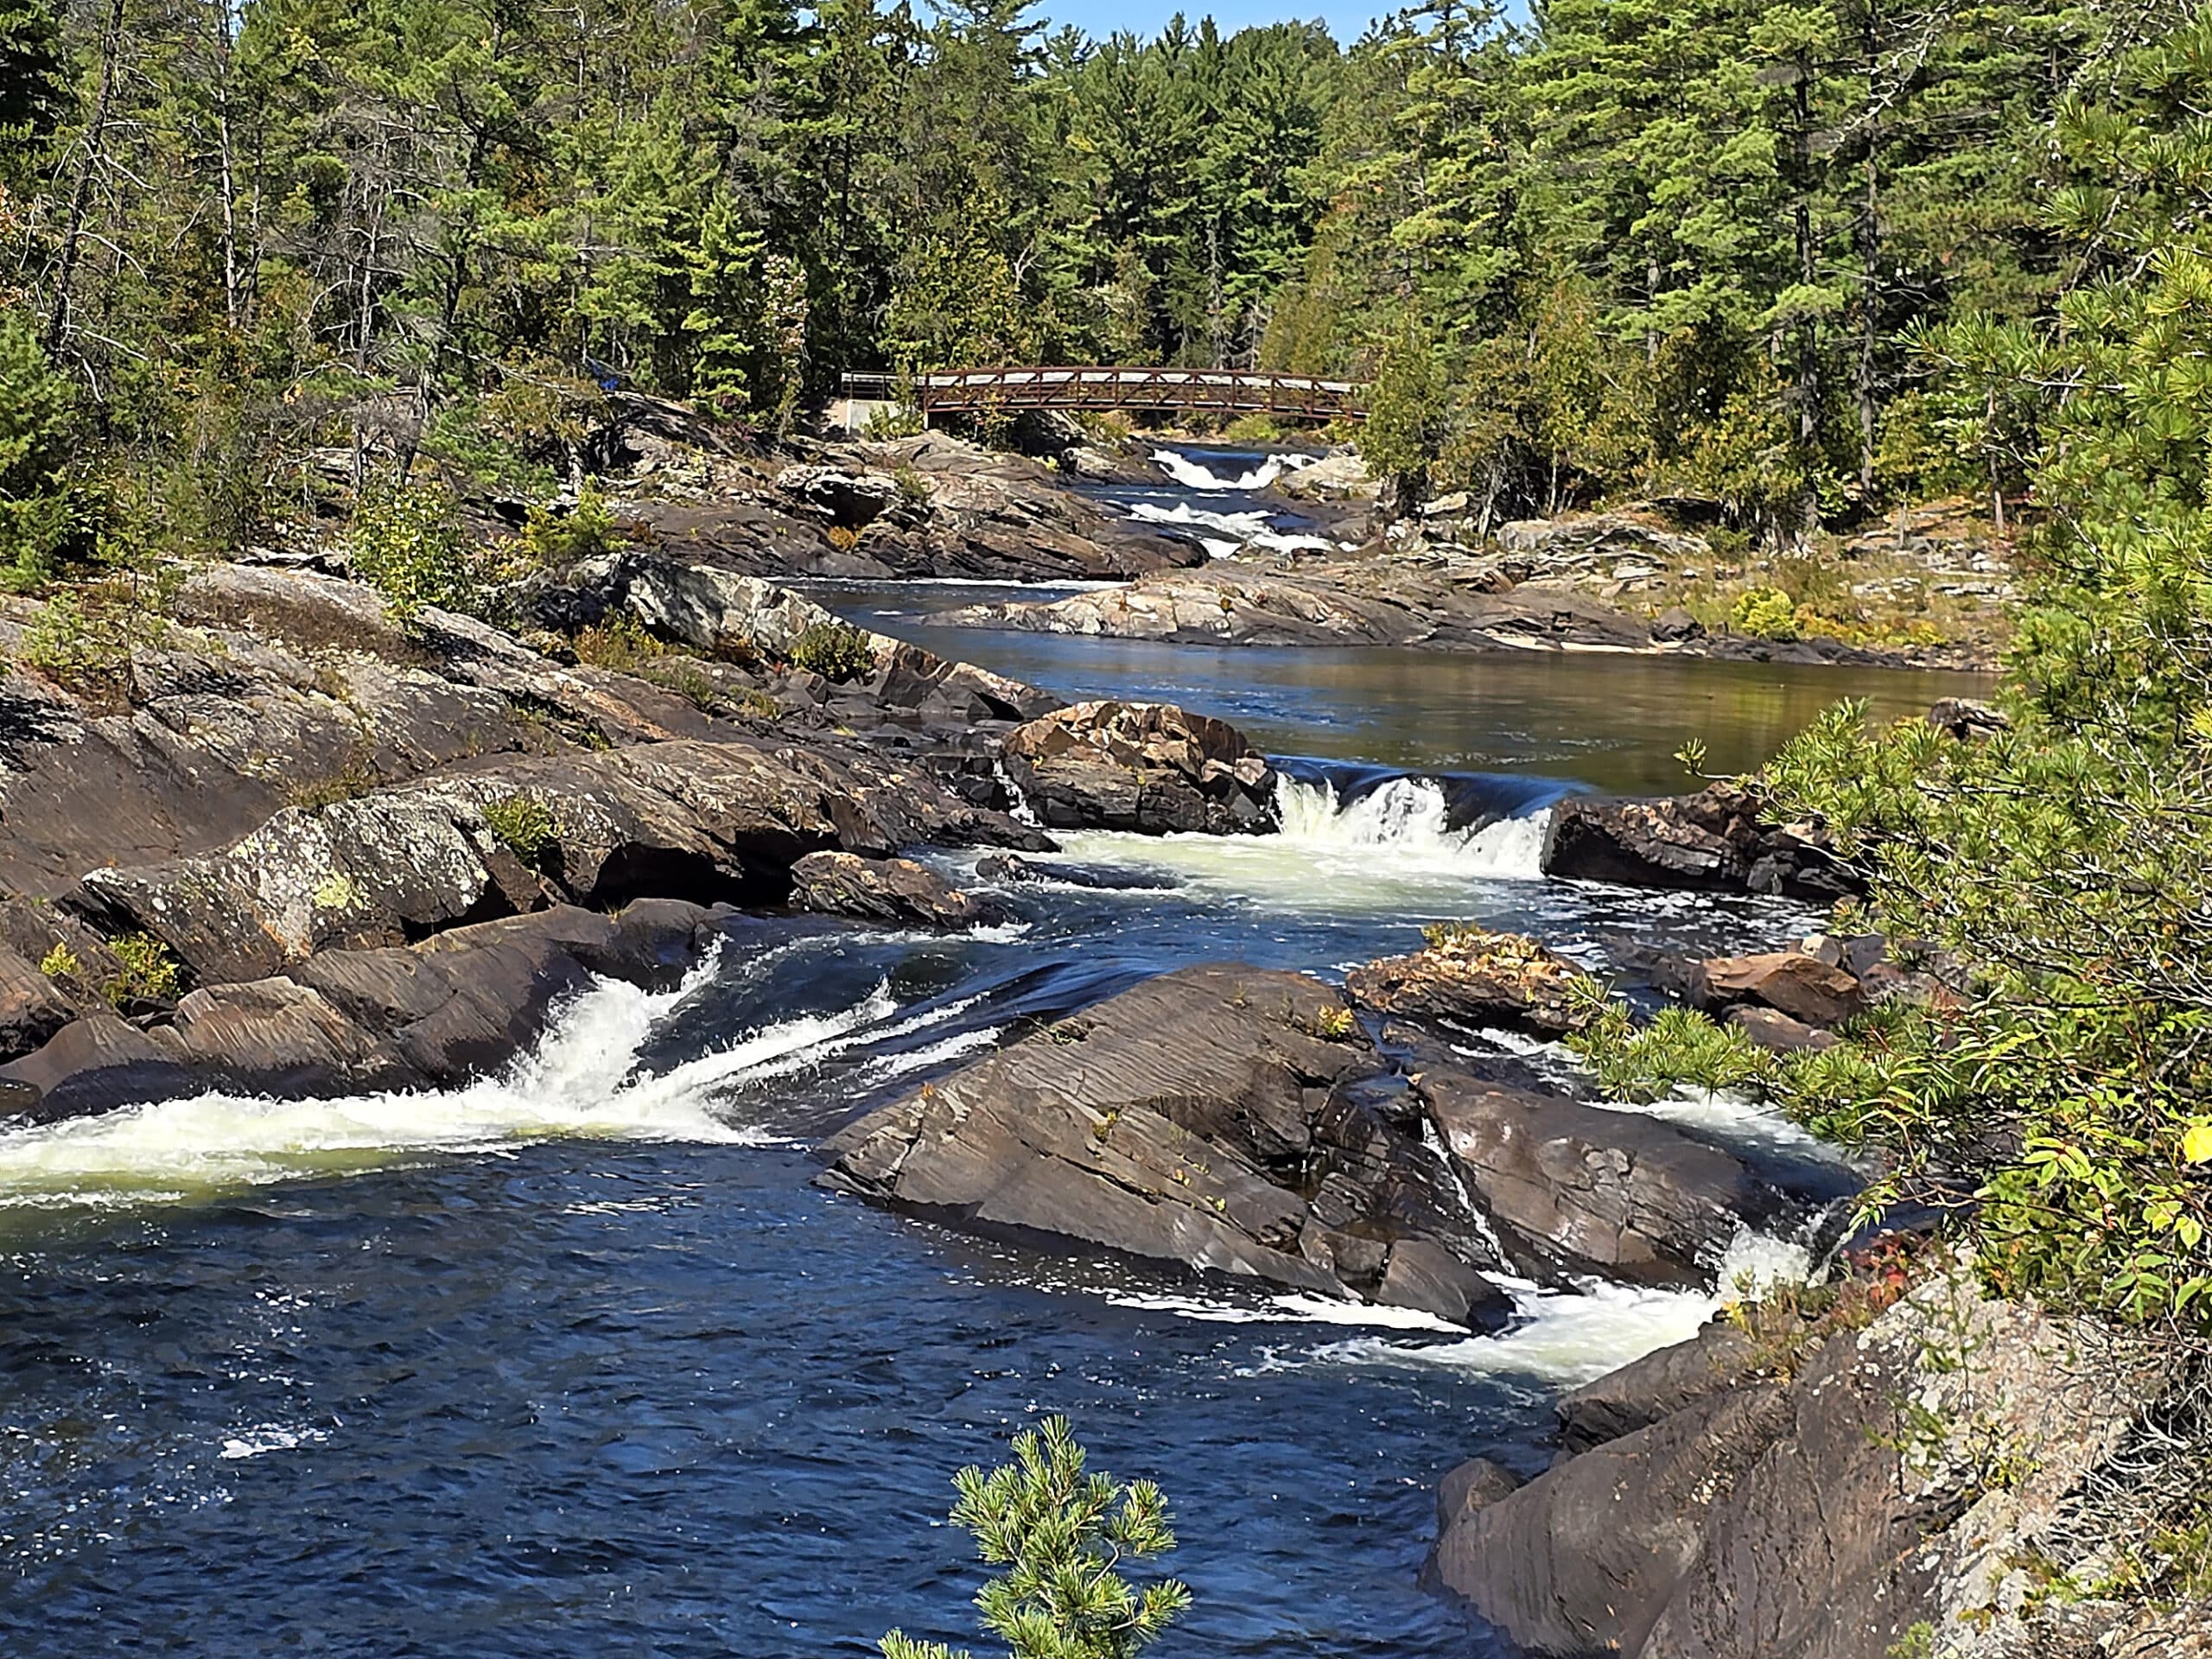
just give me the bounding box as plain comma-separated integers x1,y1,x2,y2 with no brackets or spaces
516,478,623,568
877,1415,1191,1659
480,791,558,861
21,579,167,703
1730,586,1799,641
788,620,876,683
105,933,181,1006
891,464,934,504
348,476,482,621
38,941,80,982
861,403,925,440
0,308,77,593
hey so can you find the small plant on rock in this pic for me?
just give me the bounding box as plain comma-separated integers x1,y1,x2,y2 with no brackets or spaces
788,620,876,683
516,479,623,568
105,932,181,1006
481,791,558,861
892,464,934,504
1316,1005,1357,1040
38,941,80,982
878,1415,1192,1659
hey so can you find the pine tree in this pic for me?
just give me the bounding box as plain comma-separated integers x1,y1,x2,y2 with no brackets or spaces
879,1417,1192,1659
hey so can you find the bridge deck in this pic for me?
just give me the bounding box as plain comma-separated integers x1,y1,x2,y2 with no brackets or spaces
839,366,1363,422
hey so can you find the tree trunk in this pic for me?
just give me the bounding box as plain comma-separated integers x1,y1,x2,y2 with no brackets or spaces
45,0,129,354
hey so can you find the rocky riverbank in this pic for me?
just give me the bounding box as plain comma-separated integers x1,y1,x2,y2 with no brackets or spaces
938,543,1999,671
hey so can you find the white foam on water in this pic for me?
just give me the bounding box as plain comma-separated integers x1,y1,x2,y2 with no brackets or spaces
0,957,914,1210
1125,499,1274,540
219,1425,328,1462
1249,531,1336,555
1275,776,1550,881
1586,1084,1853,1164
1259,1226,1816,1384
862,1025,1005,1081
1096,1287,1459,1332
1052,776,1554,915
1150,448,1287,492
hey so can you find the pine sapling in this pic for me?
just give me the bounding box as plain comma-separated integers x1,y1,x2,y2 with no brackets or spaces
880,1416,1192,1659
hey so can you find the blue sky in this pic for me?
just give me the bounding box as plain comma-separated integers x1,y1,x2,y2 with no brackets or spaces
1033,2,1391,44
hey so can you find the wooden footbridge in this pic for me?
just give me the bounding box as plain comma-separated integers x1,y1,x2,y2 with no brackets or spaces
836,366,1365,423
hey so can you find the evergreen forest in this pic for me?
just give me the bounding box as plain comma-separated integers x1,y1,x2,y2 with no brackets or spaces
0,0,2196,573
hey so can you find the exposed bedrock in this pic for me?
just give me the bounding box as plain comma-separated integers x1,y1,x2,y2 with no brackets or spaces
0,903,719,1122
788,850,1003,929
1430,1274,2190,1659
818,964,1515,1330
624,429,1203,582
1414,1071,1795,1287
997,700,1281,834
1541,782,1858,900
0,557,1073,1121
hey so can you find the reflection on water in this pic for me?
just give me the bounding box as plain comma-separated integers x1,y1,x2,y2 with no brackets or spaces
811,580,1994,795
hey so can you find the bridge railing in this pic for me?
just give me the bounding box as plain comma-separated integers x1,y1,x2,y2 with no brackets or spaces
835,365,1364,421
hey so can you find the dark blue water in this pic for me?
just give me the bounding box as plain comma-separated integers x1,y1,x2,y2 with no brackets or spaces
0,445,1972,1656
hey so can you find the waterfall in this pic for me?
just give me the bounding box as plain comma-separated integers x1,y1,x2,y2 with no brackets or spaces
1273,775,1551,880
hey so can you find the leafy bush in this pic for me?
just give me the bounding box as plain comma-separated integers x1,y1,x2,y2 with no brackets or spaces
38,942,79,981
516,479,623,568
480,792,558,861
105,933,181,1006
788,620,876,683
348,476,482,621
569,613,668,671
1729,586,1798,641
892,464,934,504
878,1415,1191,1659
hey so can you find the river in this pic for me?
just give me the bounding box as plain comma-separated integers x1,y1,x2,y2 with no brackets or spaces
0,447,1989,1656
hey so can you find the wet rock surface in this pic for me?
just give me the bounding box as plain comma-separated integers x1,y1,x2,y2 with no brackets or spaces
1415,1071,1782,1286
819,964,1516,1328
788,851,1001,929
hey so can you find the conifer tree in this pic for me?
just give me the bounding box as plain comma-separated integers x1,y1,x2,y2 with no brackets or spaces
880,1417,1192,1659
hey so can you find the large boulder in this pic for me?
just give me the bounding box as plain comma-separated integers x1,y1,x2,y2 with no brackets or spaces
1345,926,1595,1039
821,964,1511,1327
789,851,1001,929
1554,1319,1764,1452
1493,514,1711,585
1695,950,1866,1027
1435,1275,2174,1659
1416,1071,1775,1285
774,464,901,529
1542,784,1854,900
0,944,76,1063
999,702,1279,834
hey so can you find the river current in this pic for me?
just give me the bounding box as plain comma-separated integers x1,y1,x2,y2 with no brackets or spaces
0,448,1987,1656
